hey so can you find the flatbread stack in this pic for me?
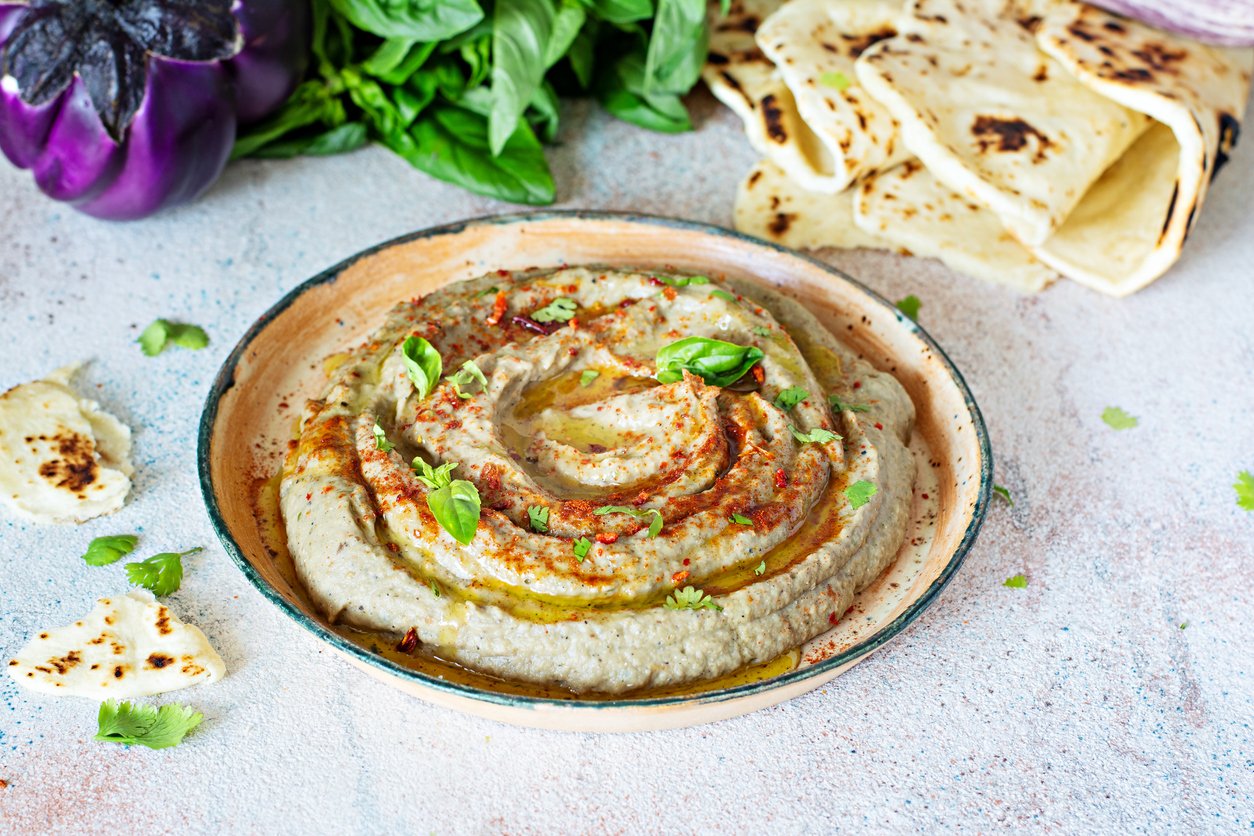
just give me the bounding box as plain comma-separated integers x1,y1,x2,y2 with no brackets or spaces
706,0,1253,295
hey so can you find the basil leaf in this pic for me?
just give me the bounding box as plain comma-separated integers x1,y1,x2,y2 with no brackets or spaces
588,0,654,25
658,274,709,287
138,320,209,356
448,360,489,398
401,336,443,399
82,534,138,567
427,479,481,545
373,422,395,452
326,0,483,41
644,0,707,96
363,39,439,84
490,0,555,156
526,81,561,145
255,122,370,159
567,22,597,89
708,289,737,303
773,387,809,412
461,35,493,89
596,49,691,133
654,337,764,387
232,80,345,160
390,105,555,205
546,0,587,68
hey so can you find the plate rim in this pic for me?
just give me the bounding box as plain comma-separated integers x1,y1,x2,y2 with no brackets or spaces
197,209,993,714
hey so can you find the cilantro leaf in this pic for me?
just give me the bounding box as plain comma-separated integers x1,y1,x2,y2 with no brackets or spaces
754,560,766,576
138,319,210,357
731,513,753,526
448,360,489,399
579,370,600,387
657,275,709,288
819,71,852,91
1234,470,1254,511
531,297,577,323
82,534,138,567
992,484,1013,506
664,585,722,612
594,505,663,537
528,504,550,533
895,295,921,321
96,700,203,750
709,289,737,303
773,386,809,412
125,548,200,596
373,422,395,452
790,425,841,444
401,336,443,400
1003,574,1028,589
654,337,764,387
572,536,593,561
828,395,870,414
1101,406,1138,430
845,480,877,509
752,326,772,337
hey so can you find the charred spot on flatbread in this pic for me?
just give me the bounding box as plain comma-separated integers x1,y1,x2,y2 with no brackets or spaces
845,28,897,59
971,115,1053,162
1214,112,1240,177
768,212,796,236
146,653,174,669
36,430,99,495
760,94,787,142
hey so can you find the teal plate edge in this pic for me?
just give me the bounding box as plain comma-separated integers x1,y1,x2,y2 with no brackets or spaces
197,210,993,715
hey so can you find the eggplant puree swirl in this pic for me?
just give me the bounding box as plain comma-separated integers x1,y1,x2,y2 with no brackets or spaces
281,267,916,694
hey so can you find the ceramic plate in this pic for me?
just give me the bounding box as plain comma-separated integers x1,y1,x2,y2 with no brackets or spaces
199,212,991,732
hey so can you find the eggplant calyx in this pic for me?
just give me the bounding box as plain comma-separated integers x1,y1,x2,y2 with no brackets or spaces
0,0,242,141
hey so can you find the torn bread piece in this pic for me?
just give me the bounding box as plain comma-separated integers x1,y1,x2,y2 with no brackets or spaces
1031,4,1253,295
855,0,1151,246
7,591,225,698
855,160,1059,291
0,366,133,524
754,0,909,192
735,158,892,250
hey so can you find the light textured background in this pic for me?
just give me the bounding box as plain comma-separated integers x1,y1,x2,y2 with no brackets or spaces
1,93,1252,833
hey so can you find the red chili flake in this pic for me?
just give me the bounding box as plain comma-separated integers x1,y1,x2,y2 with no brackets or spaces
774,468,788,489
305,493,312,501
486,291,508,326
444,419,462,430
661,286,678,301
277,401,289,410
648,276,665,286
619,298,634,308
496,269,511,277
596,532,619,544
672,570,690,584
828,612,838,625
921,492,930,500
568,346,580,356
751,365,765,384
321,485,334,494
386,543,400,553
682,558,691,566
852,380,862,389
396,627,419,654
568,317,581,329
874,422,884,430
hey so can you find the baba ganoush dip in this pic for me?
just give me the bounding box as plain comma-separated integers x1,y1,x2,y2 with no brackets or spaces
281,267,916,694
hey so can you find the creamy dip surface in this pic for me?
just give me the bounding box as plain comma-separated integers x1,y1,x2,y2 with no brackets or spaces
280,267,916,694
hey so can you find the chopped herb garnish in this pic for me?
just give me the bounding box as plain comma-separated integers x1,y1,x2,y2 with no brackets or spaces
658,275,710,288
819,70,852,91
572,537,593,561
96,700,203,750
137,319,209,357
594,505,663,538
828,395,870,413
476,286,500,298
754,560,766,576
1233,470,1253,511
531,297,577,323
789,425,840,444
664,586,723,612
709,289,737,303
401,336,442,400
373,422,394,452
1101,406,1138,430
655,337,764,387
528,505,550,533
1003,574,1028,589
412,459,481,545
429,581,441,598
845,480,877,509
752,326,772,337
448,360,488,399
1179,621,1188,630
992,484,1013,506
731,513,754,526
895,295,921,321
125,548,201,596
82,534,138,567
773,386,809,412
579,370,600,387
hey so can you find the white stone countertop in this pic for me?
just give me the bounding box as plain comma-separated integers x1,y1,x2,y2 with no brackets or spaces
0,94,1251,833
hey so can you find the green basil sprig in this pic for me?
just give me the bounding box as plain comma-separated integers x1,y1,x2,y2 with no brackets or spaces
402,336,443,399
655,337,764,387
413,459,482,544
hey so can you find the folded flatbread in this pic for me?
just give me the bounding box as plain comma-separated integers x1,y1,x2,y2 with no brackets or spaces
7,591,226,698
735,158,891,249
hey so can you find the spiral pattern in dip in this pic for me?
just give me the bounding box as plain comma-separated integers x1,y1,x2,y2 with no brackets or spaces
281,268,916,694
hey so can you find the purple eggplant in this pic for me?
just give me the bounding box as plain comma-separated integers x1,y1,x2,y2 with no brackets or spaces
0,0,308,220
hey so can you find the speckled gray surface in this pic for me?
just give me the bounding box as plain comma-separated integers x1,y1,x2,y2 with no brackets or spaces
1,93,1251,833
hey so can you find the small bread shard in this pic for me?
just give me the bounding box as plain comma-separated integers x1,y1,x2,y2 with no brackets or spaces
735,159,891,251
855,0,1152,246
7,591,226,699
1031,4,1254,295
855,160,1059,291
0,366,133,524
754,0,909,192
